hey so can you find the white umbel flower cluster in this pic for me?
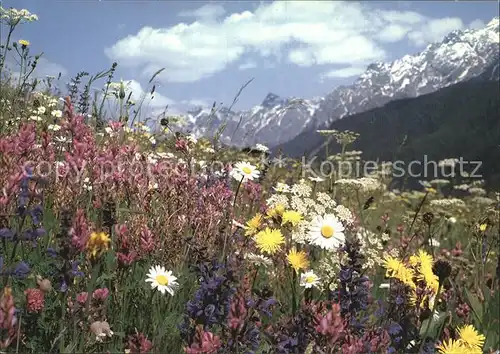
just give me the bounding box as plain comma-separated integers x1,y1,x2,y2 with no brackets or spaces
430,198,466,209
266,179,353,245
0,7,38,25
335,177,383,192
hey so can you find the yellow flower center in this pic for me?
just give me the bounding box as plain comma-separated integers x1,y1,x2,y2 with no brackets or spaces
155,275,169,286
305,276,316,283
320,225,334,239
242,166,252,175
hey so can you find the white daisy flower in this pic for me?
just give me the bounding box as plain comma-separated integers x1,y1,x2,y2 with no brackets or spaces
307,214,345,250
145,265,179,296
37,106,46,115
299,270,320,289
447,217,457,224
231,161,260,182
29,115,42,121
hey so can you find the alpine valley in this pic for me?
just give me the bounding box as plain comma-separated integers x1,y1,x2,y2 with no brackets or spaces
181,17,499,152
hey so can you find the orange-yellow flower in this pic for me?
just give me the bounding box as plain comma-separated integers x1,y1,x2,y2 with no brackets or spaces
86,232,111,258
287,248,309,272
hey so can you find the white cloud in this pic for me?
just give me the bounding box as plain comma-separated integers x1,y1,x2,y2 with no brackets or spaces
377,24,410,42
35,57,68,78
288,48,316,67
180,98,212,107
103,79,174,110
408,17,464,46
126,79,174,108
105,1,468,83
320,67,367,80
468,19,485,30
100,79,177,120
4,57,67,84
238,60,257,70
178,3,226,21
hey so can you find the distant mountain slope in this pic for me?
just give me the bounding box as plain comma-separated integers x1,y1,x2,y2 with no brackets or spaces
278,77,500,187
183,17,499,148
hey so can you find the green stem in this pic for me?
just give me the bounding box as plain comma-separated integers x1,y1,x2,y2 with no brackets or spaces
418,282,443,352
17,52,24,88
222,176,244,260
0,25,15,81
291,268,297,316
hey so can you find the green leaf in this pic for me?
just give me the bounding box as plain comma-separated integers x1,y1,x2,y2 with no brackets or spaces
464,288,483,326
419,316,445,338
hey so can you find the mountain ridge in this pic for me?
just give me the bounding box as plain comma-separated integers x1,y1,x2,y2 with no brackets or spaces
180,17,499,149
278,76,500,187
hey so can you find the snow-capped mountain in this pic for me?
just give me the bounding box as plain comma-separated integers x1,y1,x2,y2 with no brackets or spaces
186,93,323,147
181,17,499,148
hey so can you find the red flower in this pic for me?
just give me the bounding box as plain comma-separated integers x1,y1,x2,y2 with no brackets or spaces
70,209,91,252
184,327,221,354
175,138,189,152
139,227,155,255
315,303,345,345
24,288,44,313
76,292,88,305
1,287,17,349
126,331,153,353
92,288,109,301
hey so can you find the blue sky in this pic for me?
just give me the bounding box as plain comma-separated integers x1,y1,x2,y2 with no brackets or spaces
2,0,499,113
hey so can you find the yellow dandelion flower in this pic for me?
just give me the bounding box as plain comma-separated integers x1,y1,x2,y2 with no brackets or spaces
254,227,285,255
457,325,485,351
18,39,30,46
267,204,285,219
410,250,439,294
287,248,309,272
384,256,404,277
437,338,467,354
383,256,416,289
86,232,111,258
409,249,433,268
479,223,487,232
421,266,439,293
282,210,303,227
245,213,263,236
408,292,417,306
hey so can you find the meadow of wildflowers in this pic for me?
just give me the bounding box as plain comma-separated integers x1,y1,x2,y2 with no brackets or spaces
0,6,499,354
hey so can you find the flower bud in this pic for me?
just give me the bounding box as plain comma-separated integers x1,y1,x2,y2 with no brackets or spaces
36,276,52,292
